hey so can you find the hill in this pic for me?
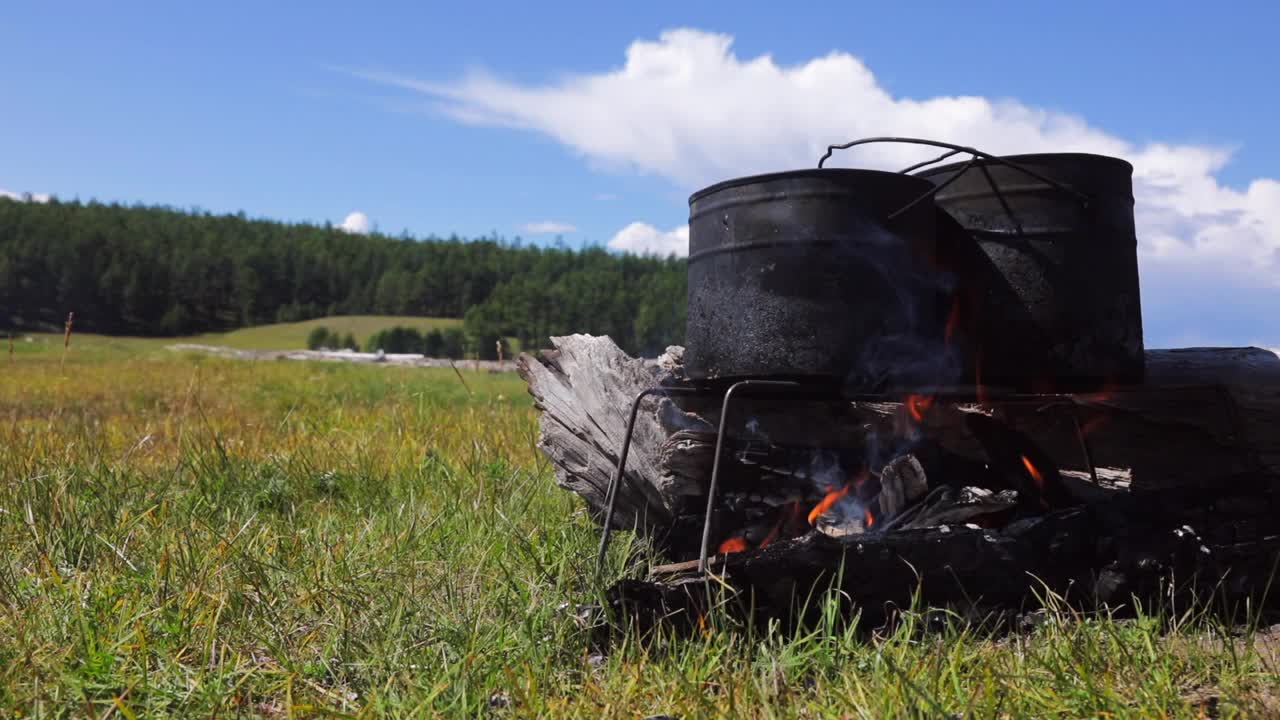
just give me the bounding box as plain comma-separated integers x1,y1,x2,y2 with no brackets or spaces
197,315,462,351
0,197,686,356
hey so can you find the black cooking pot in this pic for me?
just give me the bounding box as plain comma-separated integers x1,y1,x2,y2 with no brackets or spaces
918,153,1145,389
685,169,950,388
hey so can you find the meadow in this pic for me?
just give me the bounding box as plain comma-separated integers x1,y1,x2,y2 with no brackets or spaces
2,333,1278,717
191,316,464,352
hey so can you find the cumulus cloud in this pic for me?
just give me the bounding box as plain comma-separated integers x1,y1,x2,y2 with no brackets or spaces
348,28,1280,342
608,221,688,256
521,220,577,234
339,211,371,234
353,30,1279,276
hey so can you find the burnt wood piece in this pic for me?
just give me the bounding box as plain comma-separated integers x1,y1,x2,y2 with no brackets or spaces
962,412,1073,510
609,518,1280,634
650,510,1092,608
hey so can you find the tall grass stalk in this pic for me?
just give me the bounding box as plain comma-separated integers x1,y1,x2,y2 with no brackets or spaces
59,311,74,370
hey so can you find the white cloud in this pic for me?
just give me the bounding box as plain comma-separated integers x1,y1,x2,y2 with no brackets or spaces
0,189,51,203
608,221,688,256
339,211,371,234
521,220,577,234
354,29,1280,289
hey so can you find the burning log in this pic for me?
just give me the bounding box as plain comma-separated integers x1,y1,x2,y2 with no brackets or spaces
612,512,1280,633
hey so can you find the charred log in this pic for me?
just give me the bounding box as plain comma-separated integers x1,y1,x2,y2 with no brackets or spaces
607,514,1280,636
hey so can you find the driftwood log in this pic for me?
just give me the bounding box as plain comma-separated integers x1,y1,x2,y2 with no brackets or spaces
520,336,1280,618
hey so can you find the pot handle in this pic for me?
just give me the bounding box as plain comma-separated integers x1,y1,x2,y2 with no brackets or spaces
817,136,1090,224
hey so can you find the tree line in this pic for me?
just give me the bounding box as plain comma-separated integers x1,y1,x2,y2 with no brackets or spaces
307,324,476,359
0,198,687,357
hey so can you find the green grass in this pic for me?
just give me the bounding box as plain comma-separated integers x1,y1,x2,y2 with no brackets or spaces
193,315,464,351
2,336,1278,717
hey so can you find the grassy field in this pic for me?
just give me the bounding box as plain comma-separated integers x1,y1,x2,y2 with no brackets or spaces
192,316,464,351
2,336,1278,717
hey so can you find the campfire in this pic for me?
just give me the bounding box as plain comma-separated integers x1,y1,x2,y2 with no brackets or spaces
518,138,1280,630
690,390,1062,562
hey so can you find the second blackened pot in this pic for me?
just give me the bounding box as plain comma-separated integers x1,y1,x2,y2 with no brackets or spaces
685,169,948,388
919,153,1145,389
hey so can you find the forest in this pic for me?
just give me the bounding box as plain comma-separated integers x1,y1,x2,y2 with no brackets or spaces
0,197,687,357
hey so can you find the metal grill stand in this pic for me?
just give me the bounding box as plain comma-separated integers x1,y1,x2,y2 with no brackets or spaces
596,382,1104,577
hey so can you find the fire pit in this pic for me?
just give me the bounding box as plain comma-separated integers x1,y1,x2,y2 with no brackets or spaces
518,138,1280,632
601,139,1142,573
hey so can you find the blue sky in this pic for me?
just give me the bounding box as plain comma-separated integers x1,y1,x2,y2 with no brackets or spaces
3,1,1278,346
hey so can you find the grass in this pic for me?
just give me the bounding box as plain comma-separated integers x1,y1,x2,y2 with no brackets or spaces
192,315,464,351
2,336,1279,717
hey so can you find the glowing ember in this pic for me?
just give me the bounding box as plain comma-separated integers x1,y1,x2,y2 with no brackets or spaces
905,394,935,423
807,483,851,525
718,535,749,554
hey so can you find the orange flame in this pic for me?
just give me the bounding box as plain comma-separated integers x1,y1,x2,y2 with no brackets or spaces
718,535,749,554
1018,453,1049,509
807,483,851,525
864,507,875,528
905,394,935,423
1020,455,1044,488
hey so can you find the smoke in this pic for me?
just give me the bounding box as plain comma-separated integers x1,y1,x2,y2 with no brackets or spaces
835,224,963,394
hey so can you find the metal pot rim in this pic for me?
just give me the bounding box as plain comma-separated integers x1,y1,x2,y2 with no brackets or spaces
689,168,932,205
914,152,1133,178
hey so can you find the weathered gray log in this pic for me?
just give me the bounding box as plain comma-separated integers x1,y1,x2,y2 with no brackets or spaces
517,335,697,532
